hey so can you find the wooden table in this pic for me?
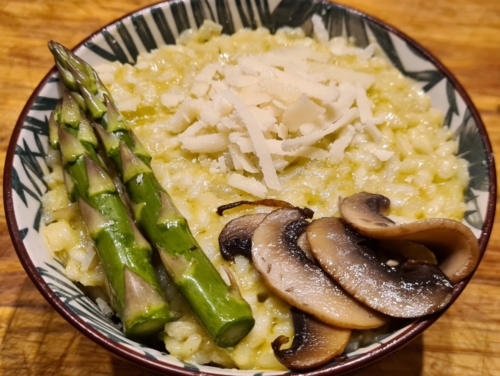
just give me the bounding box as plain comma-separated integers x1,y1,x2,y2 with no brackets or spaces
1,0,499,374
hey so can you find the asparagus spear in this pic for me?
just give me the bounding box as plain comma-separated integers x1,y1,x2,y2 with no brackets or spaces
49,89,174,339
49,42,255,348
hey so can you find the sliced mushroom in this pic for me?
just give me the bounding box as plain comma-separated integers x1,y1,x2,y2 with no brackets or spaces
219,212,316,263
218,200,313,261
217,199,314,218
339,192,480,284
219,213,267,261
307,217,453,317
251,208,388,329
272,308,351,371
297,230,315,261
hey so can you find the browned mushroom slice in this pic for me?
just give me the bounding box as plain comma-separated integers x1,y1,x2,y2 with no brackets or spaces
219,213,312,261
251,208,388,329
217,199,314,218
339,192,480,284
272,308,351,371
307,217,453,318
219,213,267,261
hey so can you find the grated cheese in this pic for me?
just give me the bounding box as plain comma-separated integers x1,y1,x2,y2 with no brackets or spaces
281,107,359,151
161,93,185,108
223,90,281,190
163,20,392,197
312,14,329,46
228,173,268,198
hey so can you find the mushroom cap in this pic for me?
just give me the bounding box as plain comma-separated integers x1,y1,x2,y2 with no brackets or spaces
307,217,454,318
218,213,267,261
272,308,351,371
339,192,480,284
251,208,388,329
217,199,313,261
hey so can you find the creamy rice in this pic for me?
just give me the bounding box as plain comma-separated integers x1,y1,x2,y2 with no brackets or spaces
42,20,469,370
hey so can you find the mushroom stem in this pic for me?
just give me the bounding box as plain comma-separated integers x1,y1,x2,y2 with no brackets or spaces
217,199,314,218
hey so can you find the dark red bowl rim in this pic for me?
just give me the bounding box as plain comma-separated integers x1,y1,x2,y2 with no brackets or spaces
4,1,496,375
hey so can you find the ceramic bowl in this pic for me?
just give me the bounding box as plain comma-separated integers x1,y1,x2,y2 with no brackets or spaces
4,0,496,375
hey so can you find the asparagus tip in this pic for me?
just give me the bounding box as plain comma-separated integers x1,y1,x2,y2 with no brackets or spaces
84,154,117,196
119,142,152,183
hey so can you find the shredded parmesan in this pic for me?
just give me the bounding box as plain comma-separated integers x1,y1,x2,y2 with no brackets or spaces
281,108,359,151
329,125,356,164
161,93,185,108
162,19,389,196
312,14,329,45
228,173,268,198
222,90,281,190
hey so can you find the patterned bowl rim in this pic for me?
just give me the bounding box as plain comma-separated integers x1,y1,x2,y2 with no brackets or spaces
4,0,497,375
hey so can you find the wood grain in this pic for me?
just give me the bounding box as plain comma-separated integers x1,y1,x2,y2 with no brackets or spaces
1,0,499,375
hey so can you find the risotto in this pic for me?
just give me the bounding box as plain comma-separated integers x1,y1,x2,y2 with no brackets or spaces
42,18,469,370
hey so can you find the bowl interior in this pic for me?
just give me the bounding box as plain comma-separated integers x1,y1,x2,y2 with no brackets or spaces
5,0,495,375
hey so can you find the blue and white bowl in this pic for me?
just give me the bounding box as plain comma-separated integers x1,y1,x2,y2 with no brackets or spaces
4,0,496,375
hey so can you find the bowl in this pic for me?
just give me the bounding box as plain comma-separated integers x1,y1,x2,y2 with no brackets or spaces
4,0,496,375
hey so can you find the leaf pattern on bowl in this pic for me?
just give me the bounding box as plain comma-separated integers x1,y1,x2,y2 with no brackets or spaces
7,0,493,374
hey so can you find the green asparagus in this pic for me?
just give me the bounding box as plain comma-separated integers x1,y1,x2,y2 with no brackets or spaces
50,89,174,339
49,42,255,348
